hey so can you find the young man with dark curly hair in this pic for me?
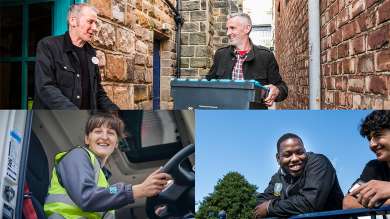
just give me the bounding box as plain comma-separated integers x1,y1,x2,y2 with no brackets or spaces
343,110,390,209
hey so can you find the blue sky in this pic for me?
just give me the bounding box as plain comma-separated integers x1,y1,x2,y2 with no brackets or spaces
195,110,375,209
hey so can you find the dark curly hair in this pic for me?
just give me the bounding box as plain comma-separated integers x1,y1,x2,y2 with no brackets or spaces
360,110,390,140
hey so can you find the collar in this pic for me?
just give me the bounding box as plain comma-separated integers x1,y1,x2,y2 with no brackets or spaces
229,39,256,61
64,31,95,55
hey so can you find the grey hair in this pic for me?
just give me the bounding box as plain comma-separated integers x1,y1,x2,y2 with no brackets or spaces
67,3,98,27
227,12,252,27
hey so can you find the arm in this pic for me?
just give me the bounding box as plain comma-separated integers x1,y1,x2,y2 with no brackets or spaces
267,156,336,217
57,148,133,211
350,180,390,208
343,195,363,209
206,50,220,80
254,175,279,218
256,176,279,205
34,39,78,109
265,52,288,102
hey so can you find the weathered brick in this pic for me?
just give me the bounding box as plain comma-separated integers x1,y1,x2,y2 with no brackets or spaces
90,0,111,19
350,35,366,55
377,0,390,24
352,0,365,18
348,76,365,93
367,75,387,95
342,58,356,74
367,24,389,50
106,54,126,81
338,41,349,58
113,85,134,109
342,22,355,40
357,53,374,73
375,49,390,71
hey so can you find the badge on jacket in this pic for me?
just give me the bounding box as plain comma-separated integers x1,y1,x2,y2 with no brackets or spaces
274,183,282,196
91,56,99,65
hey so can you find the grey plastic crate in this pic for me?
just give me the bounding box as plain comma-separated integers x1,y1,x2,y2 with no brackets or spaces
170,79,269,109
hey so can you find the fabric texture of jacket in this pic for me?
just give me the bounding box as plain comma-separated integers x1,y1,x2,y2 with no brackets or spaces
44,147,134,218
256,152,344,217
206,42,288,108
34,32,119,110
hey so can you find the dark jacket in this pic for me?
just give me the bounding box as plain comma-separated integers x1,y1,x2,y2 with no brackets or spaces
206,43,288,107
256,152,343,217
34,32,119,110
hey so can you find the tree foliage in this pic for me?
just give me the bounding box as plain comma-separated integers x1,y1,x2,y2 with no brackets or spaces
196,171,258,219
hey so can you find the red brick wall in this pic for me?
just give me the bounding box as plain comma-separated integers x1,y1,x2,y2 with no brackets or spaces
274,0,310,109
275,0,389,109
321,0,390,109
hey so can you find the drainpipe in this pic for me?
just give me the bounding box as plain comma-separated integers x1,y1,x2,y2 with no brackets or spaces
163,0,184,78
308,0,321,109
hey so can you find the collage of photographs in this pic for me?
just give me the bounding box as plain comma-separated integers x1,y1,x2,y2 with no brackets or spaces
0,0,389,218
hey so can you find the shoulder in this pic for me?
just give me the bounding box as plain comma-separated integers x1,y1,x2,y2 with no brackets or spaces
253,44,272,53
252,44,274,57
38,34,64,46
60,147,91,164
363,159,384,171
306,152,333,167
214,46,232,56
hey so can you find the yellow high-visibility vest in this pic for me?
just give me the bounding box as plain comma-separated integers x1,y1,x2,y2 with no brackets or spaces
44,147,115,219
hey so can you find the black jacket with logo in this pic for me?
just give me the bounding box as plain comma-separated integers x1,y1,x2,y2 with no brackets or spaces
256,152,344,217
34,32,119,110
206,43,288,108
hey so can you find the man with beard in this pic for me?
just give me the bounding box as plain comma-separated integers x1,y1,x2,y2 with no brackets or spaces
343,110,390,209
206,13,288,109
254,133,343,218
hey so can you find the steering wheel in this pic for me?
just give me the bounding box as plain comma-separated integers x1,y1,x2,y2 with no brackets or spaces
145,144,195,219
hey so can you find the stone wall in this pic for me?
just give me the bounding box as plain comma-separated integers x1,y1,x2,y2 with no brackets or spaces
179,0,242,80
90,0,176,109
274,0,390,109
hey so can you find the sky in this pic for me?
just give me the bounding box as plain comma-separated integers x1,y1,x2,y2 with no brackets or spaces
195,110,376,210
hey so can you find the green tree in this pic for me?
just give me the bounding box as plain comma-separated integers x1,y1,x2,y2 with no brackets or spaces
196,171,258,219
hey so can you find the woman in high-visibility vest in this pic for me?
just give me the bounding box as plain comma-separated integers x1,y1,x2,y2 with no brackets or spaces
44,112,172,219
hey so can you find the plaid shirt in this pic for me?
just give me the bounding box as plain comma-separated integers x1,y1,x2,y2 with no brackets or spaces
232,51,248,80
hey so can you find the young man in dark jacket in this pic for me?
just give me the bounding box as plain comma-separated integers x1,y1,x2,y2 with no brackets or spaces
207,13,288,109
34,4,119,110
254,133,343,218
343,110,390,209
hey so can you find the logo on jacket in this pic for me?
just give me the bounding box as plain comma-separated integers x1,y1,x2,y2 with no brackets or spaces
273,183,282,196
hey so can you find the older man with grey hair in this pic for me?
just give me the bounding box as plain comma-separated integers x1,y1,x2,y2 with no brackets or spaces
207,13,288,109
34,3,119,110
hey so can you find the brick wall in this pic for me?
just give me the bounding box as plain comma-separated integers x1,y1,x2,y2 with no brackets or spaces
275,0,390,109
321,0,390,109
274,0,310,109
90,0,176,109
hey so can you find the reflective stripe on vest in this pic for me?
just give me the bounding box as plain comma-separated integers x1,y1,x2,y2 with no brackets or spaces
44,147,115,219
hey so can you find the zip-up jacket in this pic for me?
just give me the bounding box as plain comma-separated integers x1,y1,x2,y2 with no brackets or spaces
256,152,343,217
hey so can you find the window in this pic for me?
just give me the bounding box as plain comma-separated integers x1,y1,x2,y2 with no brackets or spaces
119,111,183,163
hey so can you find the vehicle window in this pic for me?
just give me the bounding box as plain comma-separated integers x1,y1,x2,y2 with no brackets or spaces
119,111,182,163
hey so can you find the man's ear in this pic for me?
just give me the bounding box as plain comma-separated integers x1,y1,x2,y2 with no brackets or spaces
276,153,280,165
69,15,77,28
244,24,251,35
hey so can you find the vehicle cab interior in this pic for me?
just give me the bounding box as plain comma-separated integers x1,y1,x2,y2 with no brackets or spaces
0,110,195,219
